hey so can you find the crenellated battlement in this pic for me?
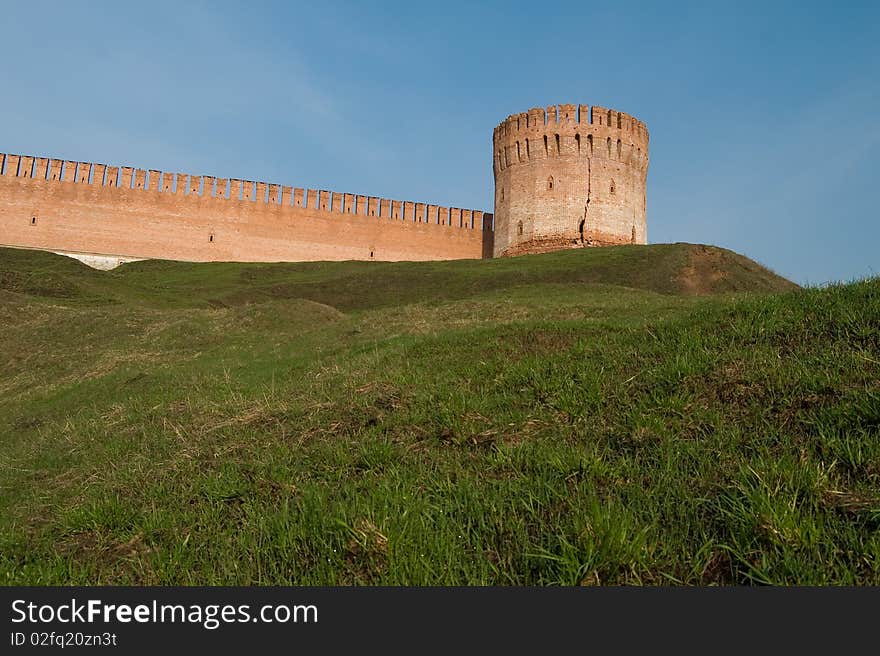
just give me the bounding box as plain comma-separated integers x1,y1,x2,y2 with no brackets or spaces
0,152,493,232
492,103,649,174
1,100,646,265
493,103,648,139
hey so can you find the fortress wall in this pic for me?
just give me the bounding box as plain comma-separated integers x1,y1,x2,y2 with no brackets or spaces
0,153,493,263
492,103,648,256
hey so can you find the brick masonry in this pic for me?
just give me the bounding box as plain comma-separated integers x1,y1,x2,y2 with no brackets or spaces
492,103,649,257
0,102,647,263
0,158,493,262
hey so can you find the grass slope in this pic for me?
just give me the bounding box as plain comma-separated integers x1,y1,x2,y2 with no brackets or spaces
1,244,877,585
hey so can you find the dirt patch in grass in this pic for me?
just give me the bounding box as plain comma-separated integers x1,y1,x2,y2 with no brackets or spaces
677,244,798,296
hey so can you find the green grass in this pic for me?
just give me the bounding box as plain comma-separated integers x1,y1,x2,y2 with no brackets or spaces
1,243,877,585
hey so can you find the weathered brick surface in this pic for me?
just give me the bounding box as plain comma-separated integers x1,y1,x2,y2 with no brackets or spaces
492,103,649,257
0,102,648,264
0,154,493,263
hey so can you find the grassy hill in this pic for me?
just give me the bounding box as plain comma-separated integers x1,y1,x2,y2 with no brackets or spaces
1,243,877,585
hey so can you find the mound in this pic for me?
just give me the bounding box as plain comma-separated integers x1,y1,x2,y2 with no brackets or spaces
0,246,105,300
674,243,798,295
0,243,796,311
3,238,878,586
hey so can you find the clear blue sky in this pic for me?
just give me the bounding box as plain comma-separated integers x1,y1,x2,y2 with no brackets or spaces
2,1,877,284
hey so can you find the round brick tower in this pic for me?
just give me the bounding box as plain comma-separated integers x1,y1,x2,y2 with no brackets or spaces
492,103,649,257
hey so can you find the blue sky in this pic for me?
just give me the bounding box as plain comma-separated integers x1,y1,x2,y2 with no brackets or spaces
2,1,877,284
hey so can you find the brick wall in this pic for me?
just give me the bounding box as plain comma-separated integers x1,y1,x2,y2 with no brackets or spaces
0,156,494,263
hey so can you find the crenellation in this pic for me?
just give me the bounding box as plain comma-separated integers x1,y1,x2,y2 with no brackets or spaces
79,162,93,184
474,210,484,230
293,187,305,208
48,159,62,181
528,107,544,129
93,164,106,187
391,200,402,219
462,209,473,229
268,183,279,204
344,193,355,214
256,182,267,203
242,180,254,202
190,176,202,196
280,185,291,206
607,109,616,130
19,156,35,178
175,173,187,195
63,161,77,183
368,196,379,217
106,166,119,188
35,157,49,180
230,179,242,201
121,167,134,189
134,169,147,189
559,104,576,124
579,104,590,124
